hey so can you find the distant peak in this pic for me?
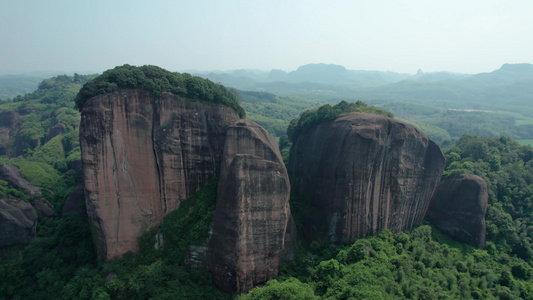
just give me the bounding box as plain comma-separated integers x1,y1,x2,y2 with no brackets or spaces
295,63,347,72
498,63,533,72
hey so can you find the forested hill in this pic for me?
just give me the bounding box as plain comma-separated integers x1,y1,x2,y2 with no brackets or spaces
0,75,44,100
197,63,533,107
5,63,533,147
1,68,533,299
240,135,533,299
364,63,533,114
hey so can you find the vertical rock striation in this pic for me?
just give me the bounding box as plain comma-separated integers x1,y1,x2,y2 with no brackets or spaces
80,89,239,259
288,113,445,243
209,120,291,293
426,174,488,248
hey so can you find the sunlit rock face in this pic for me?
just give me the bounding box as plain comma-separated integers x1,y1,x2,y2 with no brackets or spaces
80,89,239,259
209,120,291,293
426,174,488,249
80,89,293,292
288,113,445,244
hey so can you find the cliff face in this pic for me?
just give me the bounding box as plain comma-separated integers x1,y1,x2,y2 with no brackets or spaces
426,174,488,248
209,120,291,293
288,113,445,243
80,89,239,259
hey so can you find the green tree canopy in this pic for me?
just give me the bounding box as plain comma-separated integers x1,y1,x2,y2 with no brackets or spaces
75,65,245,118
287,100,394,141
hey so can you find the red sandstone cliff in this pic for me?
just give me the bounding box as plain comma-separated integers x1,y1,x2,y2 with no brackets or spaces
209,120,291,293
288,113,445,243
80,89,239,258
426,174,488,248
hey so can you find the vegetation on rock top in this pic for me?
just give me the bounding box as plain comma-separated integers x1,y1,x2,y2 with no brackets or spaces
75,64,246,118
2,70,533,299
287,100,394,142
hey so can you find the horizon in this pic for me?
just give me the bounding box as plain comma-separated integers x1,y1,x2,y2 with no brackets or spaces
1,61,531,79
2,1,533,75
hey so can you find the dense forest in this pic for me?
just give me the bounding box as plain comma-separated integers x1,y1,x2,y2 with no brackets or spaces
75,64,245,118
1,70,533,299
240,135,533,299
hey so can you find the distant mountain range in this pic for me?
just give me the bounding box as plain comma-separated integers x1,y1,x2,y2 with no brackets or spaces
0,75,44,100
2,63,533,116
195,63,533,115
198,62,533,85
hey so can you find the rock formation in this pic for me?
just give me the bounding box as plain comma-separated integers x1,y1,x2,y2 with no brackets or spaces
0,164,41,196
43,122,66,143
0,164,54,216
62,182,86,216
0,166,43,246
288,113,445,243
209,120,291,293
80,89,239,259
0,197,37,246
426,174,488,248
31,197,55,217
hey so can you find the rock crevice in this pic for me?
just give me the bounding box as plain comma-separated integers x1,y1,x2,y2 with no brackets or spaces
209,120,291,293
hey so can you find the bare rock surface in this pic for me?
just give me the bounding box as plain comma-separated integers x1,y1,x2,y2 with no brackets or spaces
31,197,55,217
80,90,239,259
288,113,445,243
426,174,488,248
0,164,41,196
43,122,66,143
209,120,291,293
0,196,37,246
0,164,54,216
62,182,86,216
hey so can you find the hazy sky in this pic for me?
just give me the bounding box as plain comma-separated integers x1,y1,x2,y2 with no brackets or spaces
1,0,532,75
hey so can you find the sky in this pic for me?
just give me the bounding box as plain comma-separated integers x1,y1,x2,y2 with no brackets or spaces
1,0,532,75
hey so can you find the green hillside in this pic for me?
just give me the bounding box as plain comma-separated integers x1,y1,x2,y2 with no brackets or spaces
1,71,533,299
